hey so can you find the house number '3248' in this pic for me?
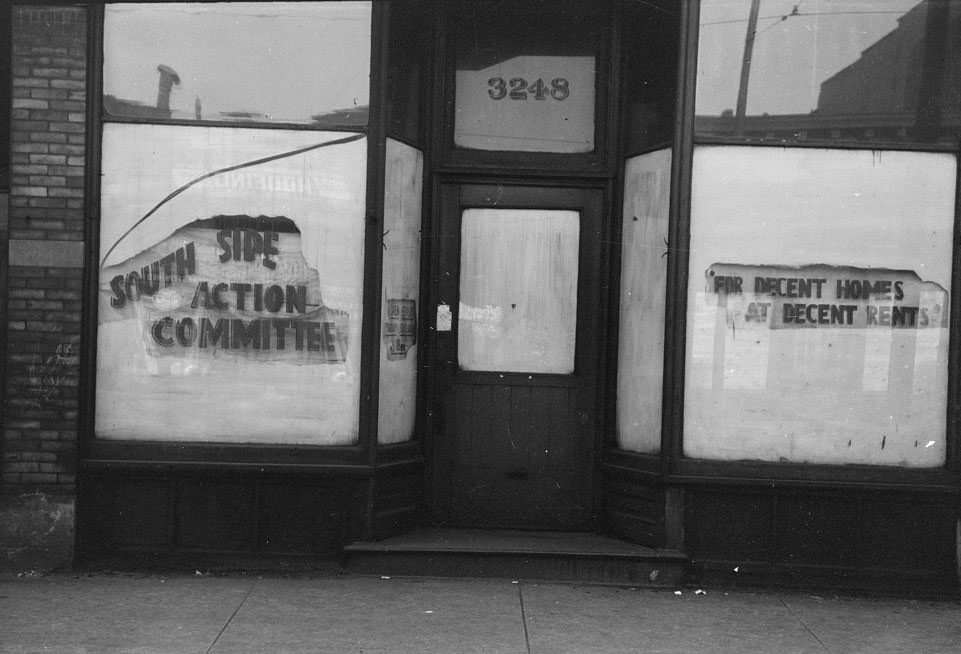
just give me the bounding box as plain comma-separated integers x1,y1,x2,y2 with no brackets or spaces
487,77,570,101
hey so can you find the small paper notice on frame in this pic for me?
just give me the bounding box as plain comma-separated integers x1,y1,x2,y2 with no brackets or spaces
436,303,452,332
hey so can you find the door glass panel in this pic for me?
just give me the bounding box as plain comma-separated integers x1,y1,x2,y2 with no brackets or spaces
458,209,579,373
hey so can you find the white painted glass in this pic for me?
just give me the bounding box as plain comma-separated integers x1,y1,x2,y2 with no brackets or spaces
685,146,954,467
96,124,367,444
455,55,596,153
378,140,423,444
451,2,600,153
616,149,672,453
458,210,579,373
103,2,371,126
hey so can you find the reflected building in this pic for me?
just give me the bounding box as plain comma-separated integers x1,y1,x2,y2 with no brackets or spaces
312,106,370,127
698,0,961,144
103,63,181,120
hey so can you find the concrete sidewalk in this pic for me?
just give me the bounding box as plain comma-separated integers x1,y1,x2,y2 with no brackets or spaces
1,571,960,654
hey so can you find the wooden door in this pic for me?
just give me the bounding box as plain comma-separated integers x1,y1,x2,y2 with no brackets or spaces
432,184,604,530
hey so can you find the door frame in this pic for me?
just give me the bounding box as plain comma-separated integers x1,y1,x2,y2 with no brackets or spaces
426,181,612,529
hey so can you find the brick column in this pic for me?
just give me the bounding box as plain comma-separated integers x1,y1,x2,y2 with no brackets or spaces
2,5,87,572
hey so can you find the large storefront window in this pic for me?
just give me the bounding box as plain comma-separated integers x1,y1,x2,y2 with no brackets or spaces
95,3,371,445
684,146,954,467
696,0,961,144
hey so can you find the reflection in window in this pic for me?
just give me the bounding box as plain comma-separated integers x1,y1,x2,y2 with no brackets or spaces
622,1,678,154
386,0,430,144
103,2,371,127
696,0,959,144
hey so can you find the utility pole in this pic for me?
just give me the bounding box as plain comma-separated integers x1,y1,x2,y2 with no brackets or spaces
735,0,761,135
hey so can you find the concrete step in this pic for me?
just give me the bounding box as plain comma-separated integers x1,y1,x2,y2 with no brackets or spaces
343,527,688,587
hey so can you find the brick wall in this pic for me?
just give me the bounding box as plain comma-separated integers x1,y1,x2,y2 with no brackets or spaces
2,5,86,571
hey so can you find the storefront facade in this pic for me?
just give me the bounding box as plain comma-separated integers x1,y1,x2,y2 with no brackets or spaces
2,0,960,594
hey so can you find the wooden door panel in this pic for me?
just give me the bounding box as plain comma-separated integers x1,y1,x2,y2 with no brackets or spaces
447,380,588,527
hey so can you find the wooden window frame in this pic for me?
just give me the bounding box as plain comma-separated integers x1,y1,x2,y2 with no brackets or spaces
649,0,961,492
79,1,427,472
431,0,616,178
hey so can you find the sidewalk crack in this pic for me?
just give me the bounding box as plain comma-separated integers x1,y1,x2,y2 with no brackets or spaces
779,597,833,653
205,581,258,654
518,584,532,654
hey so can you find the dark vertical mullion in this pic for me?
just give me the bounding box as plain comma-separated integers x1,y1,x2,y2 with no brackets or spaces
433,4,455,166
429,183,464,523
581,187,609,526
662,0,699,475
80,3,104,460
601,0,627,458
416,5,443,518
74,3,103,565
361,2,389,467
598,1,617,169
946,145,961,473
914,0,950,143
413,2,438,430
603,2,625,458
425,181,448,525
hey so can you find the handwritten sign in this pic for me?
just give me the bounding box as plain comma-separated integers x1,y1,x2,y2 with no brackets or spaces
454,55,595,153
705,263,948,330
101,215,349,363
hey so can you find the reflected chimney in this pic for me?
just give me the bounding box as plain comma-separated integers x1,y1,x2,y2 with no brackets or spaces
156,64,180,113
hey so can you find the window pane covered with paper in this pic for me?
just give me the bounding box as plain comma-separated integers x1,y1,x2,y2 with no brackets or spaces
616,149,671,453
684,146,954,467
378,139,423,444
96,124,367,444
103,2,371,127
458,210,579,374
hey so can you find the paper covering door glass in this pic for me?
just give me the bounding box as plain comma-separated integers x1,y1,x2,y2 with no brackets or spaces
457,209,580,374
